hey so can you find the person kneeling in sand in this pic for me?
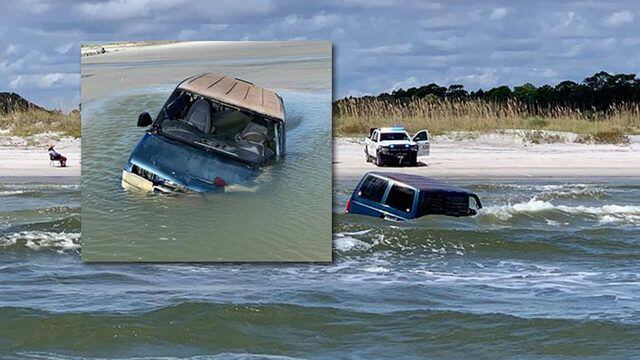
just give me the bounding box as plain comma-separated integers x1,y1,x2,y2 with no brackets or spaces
48,145,67,167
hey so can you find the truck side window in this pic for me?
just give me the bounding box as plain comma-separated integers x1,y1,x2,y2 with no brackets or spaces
419,191,470,216
414,131,428,141
384,184,415,212
371,131,378,142
358,176,388,203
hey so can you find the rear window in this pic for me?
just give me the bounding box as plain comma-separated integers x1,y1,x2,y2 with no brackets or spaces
384,184,415,212
357,175,388,203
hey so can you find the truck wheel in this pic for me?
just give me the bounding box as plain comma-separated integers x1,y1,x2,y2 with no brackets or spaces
376,155,384,167
409,153,418,166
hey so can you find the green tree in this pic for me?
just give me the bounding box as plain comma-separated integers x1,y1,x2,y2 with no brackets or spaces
513,83,537,103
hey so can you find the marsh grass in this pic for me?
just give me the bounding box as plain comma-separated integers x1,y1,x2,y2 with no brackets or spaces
334,98,640,142
0,109,80,138
575,128,630,144
522,130,566,144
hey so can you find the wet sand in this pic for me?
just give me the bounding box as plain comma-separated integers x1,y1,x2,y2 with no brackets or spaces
81,41,332,103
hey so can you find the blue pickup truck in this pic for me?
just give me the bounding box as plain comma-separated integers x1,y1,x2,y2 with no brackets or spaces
121,73,286,193
345,172,482,221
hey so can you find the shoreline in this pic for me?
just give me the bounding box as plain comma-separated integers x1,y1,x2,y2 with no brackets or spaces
1,133,639,184
333,135,640,184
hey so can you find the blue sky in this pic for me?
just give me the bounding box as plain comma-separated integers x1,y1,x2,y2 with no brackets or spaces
0,0,639,110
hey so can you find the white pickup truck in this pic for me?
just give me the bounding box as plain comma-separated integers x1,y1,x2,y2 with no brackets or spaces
364,126,430,166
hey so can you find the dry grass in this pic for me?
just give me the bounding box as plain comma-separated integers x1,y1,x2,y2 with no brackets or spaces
333,98,640,141
0,109,80,138
522,130,567,144
575,128,630,144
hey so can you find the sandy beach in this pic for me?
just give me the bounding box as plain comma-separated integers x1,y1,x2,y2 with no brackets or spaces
0,136,80,180
334,133,640,184
81,41,332,103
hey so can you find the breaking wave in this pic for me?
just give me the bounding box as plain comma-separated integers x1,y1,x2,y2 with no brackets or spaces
0,231,80,253
333,230,373,252
482,199,640,224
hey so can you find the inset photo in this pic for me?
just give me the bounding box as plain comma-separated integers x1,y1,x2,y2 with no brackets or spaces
81,41,332,262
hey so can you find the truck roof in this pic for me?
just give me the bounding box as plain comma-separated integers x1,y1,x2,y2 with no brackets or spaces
178,73,285,121
368,172,473,193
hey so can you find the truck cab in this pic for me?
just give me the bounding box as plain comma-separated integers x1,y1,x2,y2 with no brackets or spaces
121,73,286,193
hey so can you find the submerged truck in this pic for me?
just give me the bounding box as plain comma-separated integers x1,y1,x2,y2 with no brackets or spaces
364,126,430,166
345,172,482,221
121,73,286,193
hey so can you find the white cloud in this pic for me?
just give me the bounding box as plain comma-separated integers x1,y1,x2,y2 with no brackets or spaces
454,70,498,88
4,44,17,56
20,0,52,14
541,68,558,78
177,30,197,41
0,58,26,73
55,42,75,55
334,0,401,8
389,76,419,91
75,0,184,20
490,7,508,20
285,14,299,25
603,10,634,27
10,73,80,89
358,43,413,55
310,12,339,29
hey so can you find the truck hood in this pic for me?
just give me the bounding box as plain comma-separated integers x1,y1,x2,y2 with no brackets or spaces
378,140,416,146
125,133,254,192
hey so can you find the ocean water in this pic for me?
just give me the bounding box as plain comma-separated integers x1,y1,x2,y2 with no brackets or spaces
80,88,332,262
1,178,639,358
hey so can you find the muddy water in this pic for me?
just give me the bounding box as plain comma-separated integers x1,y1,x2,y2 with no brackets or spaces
2,179,640,358
81,89,332,261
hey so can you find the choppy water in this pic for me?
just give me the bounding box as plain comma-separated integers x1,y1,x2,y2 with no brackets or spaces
81,88,332,261
1,178,639,358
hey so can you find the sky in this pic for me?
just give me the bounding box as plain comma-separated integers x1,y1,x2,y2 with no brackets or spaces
0,0,639,110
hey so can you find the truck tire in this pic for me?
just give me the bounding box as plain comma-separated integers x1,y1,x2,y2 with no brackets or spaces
375,153,384,167
410,154,418,166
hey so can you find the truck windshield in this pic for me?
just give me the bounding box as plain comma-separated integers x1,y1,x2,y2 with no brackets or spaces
380,132,409,141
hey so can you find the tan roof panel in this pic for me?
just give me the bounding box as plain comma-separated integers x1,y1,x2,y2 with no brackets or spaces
178,73,285,120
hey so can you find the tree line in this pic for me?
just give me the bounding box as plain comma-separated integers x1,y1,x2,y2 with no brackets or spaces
340,71,640,112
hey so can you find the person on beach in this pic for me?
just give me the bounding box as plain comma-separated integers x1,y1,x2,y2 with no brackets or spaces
48,145,67,167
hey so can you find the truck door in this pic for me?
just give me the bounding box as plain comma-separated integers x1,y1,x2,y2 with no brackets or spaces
368,130,378,156
413,130,430,156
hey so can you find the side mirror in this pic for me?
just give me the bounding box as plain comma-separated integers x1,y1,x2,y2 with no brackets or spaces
137,112,152,127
